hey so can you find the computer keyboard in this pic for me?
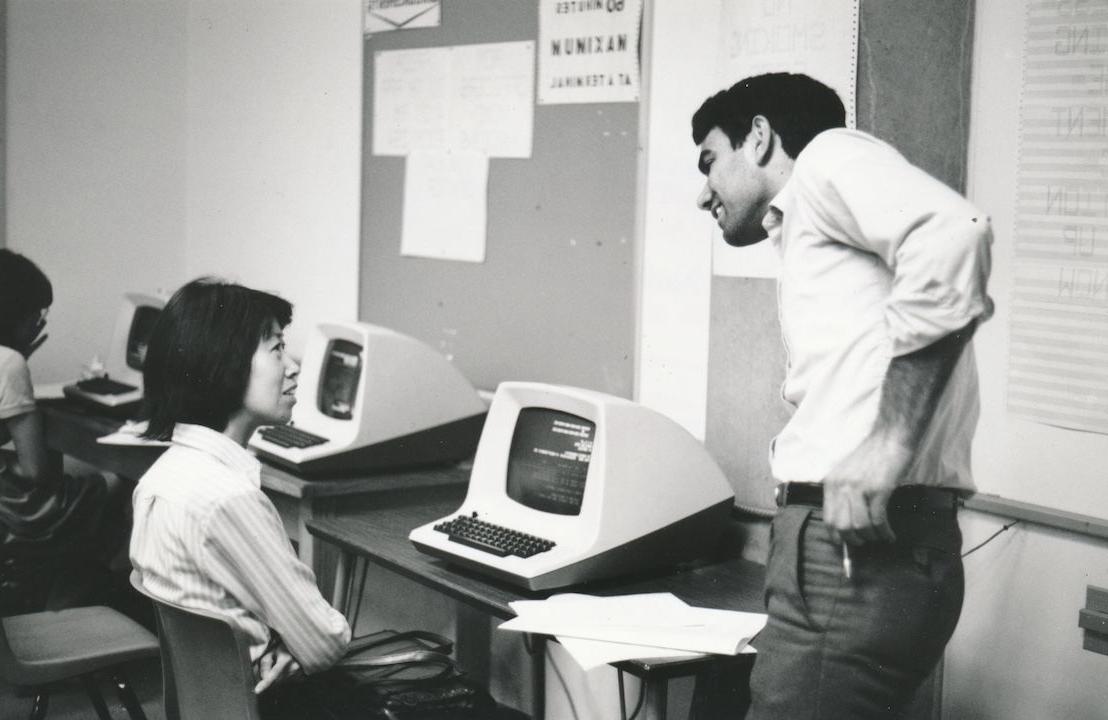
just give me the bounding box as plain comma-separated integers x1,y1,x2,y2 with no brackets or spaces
258,425,329,449
75,377,137,396
434,514,555,558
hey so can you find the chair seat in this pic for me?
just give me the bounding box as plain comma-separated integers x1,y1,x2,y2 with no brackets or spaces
2,605,159,686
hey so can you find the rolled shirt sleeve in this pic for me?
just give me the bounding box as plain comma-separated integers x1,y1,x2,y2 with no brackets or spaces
0,348,37,421
797,132,994,356
200,492,350,675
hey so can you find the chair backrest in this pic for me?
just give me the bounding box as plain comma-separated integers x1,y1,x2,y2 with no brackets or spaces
129,572,261,720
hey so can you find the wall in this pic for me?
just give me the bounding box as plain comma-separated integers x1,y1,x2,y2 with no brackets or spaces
4,0,362,385
185,0,363,351
6,0,188,383
944,1,1108,716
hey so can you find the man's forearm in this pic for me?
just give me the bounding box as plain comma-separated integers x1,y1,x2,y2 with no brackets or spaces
876,322,977,463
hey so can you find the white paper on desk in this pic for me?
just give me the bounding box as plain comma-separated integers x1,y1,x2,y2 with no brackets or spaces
505,593,691,636
509,592,689,623
97,420,171,447
401,150,488,263
500,593,767,656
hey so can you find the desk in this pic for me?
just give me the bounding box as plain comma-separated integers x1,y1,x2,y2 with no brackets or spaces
39,401,469,580
306,481,766,720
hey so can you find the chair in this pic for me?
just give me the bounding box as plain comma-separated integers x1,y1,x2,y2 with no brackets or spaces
0,602,159,720
128,572,261,720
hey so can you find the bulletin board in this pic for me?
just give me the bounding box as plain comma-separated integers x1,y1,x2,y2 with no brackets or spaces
359,0,638,398
704,0,978,513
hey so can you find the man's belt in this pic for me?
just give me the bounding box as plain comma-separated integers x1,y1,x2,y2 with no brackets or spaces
774,482,960,511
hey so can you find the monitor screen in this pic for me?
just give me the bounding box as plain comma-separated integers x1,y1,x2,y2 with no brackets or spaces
125,305,162,371
318,339,362,420
506,408,594,516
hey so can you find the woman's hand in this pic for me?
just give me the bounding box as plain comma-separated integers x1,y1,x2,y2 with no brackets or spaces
254,646,302,694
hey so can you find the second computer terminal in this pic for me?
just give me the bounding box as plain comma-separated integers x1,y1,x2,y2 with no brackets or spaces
249,321,487,477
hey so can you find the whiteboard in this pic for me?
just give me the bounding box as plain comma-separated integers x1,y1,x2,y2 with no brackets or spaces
967,0,1108,520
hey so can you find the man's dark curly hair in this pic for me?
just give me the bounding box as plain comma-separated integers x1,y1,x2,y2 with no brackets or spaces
692,73,846,158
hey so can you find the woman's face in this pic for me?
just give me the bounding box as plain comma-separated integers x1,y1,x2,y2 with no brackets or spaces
241,320,300,428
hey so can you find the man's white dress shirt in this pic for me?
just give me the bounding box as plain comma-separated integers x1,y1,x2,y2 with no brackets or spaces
763,128,994,491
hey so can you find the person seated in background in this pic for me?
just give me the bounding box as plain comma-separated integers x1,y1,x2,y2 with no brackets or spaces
0,248,125,614
129,277,351,716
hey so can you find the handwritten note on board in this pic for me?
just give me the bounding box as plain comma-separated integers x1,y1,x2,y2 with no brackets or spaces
373,42,535,158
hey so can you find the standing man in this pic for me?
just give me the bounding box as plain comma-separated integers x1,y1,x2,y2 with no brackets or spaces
692,73,992,718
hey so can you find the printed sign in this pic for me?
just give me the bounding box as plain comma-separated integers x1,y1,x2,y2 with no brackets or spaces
538,0,642,104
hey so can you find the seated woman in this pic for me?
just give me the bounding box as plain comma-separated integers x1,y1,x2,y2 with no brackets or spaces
0,249,124,614
129,278,350,714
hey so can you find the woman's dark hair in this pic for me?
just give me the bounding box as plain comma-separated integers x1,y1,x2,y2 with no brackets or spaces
692,72,846,159
142,277,292,440
0,249,54,349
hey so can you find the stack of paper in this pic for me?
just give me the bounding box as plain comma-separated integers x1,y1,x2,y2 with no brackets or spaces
498,593,766,670
97,420,170,447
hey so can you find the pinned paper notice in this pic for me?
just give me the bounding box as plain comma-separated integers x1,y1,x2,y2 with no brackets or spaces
401,150,489,263
364,1,441,34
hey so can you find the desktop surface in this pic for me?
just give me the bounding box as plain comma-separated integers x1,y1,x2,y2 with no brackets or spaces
39,399,471,494
309,482,766,719
307,483,766,617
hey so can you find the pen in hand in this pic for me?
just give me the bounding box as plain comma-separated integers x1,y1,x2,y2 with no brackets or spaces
842,542,852,580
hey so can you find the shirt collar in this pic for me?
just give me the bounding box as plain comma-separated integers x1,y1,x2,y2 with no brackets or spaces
171,423,262,488
762,181,792,251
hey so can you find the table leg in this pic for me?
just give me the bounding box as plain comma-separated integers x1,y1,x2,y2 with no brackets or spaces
641,678,668,720
455,604,491,684
296,496,316,568
528,634,546,720
330,550,351,613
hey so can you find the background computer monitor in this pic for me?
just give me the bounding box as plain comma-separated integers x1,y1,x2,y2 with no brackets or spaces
409,382,735,590
249,321,487,476
63,292,165,412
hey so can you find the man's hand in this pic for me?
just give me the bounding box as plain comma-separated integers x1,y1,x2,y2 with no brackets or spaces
823,433,911,546
823,323,978,547
254,646,302,694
